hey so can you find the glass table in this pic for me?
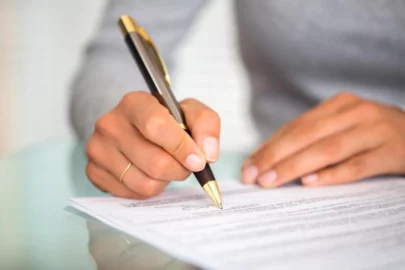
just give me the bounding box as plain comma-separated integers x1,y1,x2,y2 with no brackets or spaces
0,140,246,270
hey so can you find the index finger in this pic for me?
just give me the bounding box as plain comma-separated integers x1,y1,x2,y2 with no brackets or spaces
117,92,206,172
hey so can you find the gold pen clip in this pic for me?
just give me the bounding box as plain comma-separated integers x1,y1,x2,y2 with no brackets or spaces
118,15,172,85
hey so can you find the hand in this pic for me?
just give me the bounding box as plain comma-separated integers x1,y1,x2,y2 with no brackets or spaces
85,91,220,198
242,92,405,188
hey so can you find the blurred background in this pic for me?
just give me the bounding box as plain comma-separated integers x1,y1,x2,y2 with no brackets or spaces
0,0,258,157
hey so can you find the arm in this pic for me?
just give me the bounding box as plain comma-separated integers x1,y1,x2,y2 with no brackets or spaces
70,0,208,144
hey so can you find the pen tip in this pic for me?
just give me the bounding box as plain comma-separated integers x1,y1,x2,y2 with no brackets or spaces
218,203,223,210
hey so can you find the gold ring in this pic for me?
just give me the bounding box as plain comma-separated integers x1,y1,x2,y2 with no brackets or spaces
120,162,132,183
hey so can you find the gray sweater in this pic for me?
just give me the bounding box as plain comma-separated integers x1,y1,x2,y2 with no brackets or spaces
70,0,405,144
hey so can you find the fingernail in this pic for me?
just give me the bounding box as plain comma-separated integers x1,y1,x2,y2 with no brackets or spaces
203,137,219,162
302,173,318,184
186,154,205,171
242,166,258,184
258,170,277,187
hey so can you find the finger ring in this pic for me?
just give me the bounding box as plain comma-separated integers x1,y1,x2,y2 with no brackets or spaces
120,162,132,183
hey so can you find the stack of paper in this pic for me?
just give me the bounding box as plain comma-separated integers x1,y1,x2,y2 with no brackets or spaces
69,178,405,270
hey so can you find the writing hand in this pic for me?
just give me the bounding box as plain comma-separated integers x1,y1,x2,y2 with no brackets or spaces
86,91,220,198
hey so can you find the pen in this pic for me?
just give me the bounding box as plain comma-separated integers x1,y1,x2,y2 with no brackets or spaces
117,15,223,209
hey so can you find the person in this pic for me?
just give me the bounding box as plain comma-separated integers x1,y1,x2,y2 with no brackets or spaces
70,0,405,199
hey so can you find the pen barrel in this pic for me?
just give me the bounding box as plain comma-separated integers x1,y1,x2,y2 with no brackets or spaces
124,33,186,126
124,34,158,96
122,30,217,188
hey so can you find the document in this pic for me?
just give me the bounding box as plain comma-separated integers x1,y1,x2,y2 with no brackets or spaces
69,178,405,270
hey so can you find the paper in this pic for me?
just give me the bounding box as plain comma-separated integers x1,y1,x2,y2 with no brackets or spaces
69,178,405,270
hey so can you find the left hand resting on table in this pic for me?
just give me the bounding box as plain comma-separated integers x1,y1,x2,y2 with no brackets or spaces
241,92,405,188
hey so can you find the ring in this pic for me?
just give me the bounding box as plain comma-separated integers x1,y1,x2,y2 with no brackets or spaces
120,162,132,183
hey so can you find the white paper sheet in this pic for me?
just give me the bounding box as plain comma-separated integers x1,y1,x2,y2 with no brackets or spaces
68,178,405,270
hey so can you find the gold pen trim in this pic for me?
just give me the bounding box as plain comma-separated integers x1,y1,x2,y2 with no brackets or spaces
118,15,172,85
118,15,137,35
202,181,223,209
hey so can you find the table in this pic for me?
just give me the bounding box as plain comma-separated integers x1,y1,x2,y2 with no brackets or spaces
0,141,246,270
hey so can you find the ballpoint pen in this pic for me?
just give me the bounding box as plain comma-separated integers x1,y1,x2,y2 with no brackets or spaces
117,15,223,209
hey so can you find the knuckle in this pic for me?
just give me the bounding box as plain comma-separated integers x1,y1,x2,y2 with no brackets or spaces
85,138,98,160
85,163,109,193
120,92,135,108
95,114,120,139
289,124,311,142
300,120,325,142
181,98,198,106
335,91,358,102
197,108,220,125
312,117,327,131
94,115,109,134
120,91,148,108
143,114,168,139
85,163,100,183
147,153,173,179
355,102,381,120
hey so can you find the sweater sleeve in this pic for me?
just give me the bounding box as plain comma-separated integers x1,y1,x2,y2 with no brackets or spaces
69,0,208,145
